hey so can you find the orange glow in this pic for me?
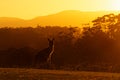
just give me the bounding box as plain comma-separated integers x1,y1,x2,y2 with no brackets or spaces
0,0,120,19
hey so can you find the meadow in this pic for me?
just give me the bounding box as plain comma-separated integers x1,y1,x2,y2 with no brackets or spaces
0,68,120,80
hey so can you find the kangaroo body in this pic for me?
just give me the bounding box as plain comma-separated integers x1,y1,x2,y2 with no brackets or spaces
34,38,54,67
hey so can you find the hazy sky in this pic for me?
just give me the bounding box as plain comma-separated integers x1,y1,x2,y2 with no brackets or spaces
0,0,120,19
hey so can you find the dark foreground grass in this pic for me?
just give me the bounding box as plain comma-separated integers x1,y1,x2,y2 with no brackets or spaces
0,68,120,80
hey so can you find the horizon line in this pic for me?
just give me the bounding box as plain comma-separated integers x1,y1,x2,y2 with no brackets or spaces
0,10,120,20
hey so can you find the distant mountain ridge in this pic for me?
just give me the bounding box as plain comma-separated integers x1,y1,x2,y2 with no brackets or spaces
0,10,119,28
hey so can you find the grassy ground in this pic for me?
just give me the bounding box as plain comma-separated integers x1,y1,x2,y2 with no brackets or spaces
0,68,120,80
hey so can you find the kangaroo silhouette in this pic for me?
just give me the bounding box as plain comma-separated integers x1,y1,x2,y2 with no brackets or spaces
34,38,54,67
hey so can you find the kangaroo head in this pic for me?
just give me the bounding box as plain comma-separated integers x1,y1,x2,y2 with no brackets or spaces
48,38,54,47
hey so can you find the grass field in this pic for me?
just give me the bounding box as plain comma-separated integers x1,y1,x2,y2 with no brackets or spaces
0,68,120,80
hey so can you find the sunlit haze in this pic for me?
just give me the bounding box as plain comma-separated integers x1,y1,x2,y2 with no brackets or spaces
0,0,120,19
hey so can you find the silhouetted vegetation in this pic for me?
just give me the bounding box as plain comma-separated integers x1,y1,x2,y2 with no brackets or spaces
1,13,120,73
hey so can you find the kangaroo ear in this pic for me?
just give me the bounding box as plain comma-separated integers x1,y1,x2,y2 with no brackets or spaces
48,38,50,41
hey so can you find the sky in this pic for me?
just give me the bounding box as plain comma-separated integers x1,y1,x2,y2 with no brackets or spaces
0,0,120,19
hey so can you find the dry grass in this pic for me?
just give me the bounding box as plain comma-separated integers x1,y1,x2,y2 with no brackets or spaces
0,68,120,80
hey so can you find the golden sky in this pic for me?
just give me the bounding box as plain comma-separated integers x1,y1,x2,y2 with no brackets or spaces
1,0,120,19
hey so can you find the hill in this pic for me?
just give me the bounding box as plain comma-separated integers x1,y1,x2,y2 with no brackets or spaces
0,10,119,27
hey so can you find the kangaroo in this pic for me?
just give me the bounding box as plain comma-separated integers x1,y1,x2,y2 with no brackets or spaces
34,38,54,67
